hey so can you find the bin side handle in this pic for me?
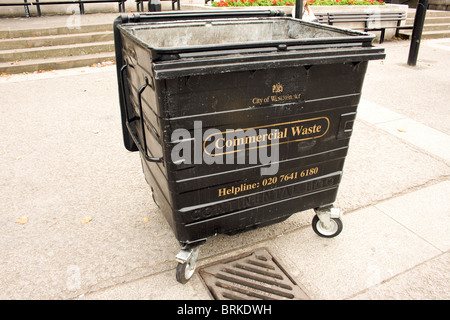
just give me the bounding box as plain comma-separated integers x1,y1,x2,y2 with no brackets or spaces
120,64,163,163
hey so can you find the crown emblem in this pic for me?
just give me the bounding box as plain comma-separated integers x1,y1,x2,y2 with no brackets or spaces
272,82,283,93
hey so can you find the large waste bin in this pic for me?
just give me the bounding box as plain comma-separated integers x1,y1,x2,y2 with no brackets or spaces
114,10,385,283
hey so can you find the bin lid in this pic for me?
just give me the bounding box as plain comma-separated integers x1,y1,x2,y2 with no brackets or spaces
117,15,385,79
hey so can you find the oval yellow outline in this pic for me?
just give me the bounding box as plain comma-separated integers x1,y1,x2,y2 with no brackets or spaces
203,116,330,156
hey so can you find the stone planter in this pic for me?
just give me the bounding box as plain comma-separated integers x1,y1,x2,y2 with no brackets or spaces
180,3,409,41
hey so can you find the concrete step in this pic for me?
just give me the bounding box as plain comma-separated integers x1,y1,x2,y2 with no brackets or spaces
0,23,112,39
0,31,113,50
399,28,450,39
0,41,114,63
402,8,450,40
401,22,450,32
0,14,119,74
421,22,450,31
406,16,450,24
407,8,450,18
0,52,115,74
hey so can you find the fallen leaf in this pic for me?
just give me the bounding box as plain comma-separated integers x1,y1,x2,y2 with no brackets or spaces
81,216,93,224
16,216,28,224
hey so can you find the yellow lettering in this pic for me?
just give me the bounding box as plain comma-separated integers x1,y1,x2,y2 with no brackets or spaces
252,97,263,105
291,124,323,137
225,140,233,148
215,138,225,150
291,125,303,136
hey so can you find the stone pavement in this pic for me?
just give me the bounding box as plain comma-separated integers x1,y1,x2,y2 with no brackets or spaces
0,14,449,300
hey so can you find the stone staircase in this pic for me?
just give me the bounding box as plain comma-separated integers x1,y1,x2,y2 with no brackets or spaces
0,20,115,74
399,8,450,39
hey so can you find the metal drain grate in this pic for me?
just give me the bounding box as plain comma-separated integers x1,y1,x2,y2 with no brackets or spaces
198,248,310,300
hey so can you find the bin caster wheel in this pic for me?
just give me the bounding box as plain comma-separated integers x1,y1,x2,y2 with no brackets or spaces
312,214,343,238
175,247,200,284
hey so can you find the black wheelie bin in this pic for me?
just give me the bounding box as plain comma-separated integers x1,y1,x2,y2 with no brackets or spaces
114,10,385,283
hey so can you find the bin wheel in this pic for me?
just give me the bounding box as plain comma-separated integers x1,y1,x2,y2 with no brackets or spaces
312,215,343,238
176,248,199,284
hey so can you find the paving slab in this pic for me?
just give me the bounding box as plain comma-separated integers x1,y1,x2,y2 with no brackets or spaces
78,268,211,300
376,118,450,163
0,67,180,299
374,181,450,252
272,205,443,300
351,252,450,300
335,120,449,213
358,99,450,163
362,39,450,135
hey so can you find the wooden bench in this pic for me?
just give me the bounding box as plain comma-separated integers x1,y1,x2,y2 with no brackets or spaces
0,1,32,17
32,0,126,16
135,0,180,11
316,11,412,44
